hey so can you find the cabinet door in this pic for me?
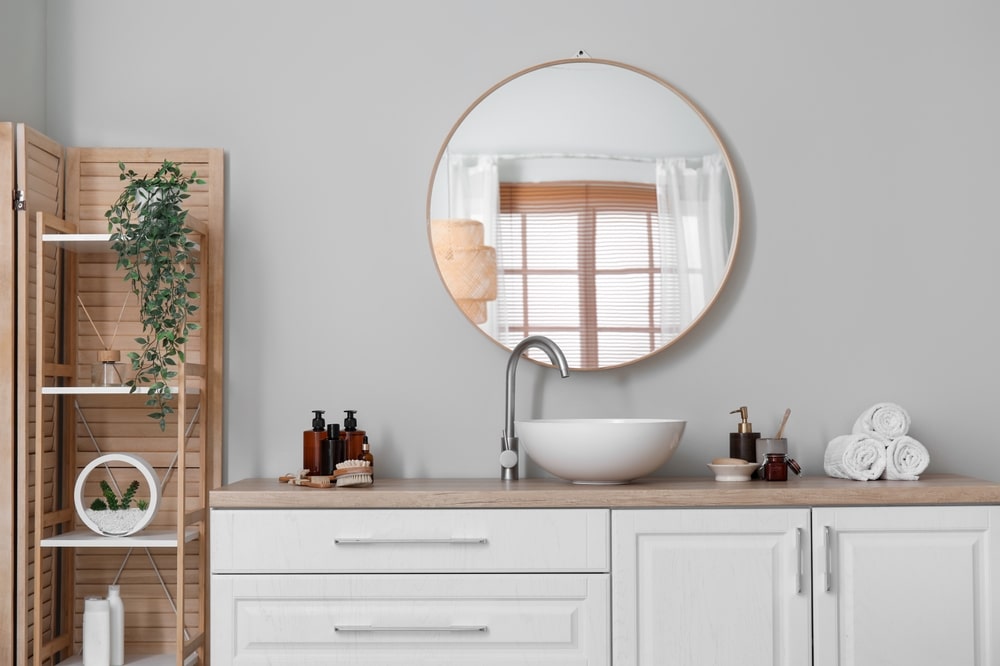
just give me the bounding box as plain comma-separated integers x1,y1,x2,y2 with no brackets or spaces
613,508,811,666
211,573,609,665
813,505,1000,666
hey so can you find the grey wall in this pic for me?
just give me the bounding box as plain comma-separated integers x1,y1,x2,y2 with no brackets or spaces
35,0,1000,483
0,0,46,129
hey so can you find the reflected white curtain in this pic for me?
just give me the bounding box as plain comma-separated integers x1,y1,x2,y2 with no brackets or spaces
656,154,729,333
447,154,500,334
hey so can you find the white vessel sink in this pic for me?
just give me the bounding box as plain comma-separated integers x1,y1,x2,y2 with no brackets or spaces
515,418,686,484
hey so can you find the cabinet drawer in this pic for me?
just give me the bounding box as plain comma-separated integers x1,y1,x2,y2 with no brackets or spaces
211,508,609,573
212,573,610,665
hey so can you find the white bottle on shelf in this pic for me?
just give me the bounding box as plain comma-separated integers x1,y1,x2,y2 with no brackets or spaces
82,596,110,666
107,585,125,666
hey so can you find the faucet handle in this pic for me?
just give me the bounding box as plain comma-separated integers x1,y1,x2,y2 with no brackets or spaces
500,434,519,480
499,448,518,469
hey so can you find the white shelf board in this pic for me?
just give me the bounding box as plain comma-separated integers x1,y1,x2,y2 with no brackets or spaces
41,385,199,395
41,526,199,548
42,232,200,253
59,651,198,665
42,232,114,252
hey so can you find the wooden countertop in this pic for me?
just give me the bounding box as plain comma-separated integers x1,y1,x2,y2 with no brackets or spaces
209,474,1000,509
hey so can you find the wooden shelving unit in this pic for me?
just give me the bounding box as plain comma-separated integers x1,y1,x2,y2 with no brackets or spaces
32,213,213,665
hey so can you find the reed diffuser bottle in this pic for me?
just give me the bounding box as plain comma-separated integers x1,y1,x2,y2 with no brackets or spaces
92,350,127,387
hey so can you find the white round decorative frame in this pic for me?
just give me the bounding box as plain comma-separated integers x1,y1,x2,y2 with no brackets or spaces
74,453,161,536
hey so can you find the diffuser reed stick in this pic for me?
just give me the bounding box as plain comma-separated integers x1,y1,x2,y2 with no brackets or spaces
78,294,109,349
77,292,130,351
78,292,130,385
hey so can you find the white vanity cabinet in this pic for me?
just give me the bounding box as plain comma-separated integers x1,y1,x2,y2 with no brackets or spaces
210,508,611,665
209,477,1000,666
812,505,1000,666
612,508,812,666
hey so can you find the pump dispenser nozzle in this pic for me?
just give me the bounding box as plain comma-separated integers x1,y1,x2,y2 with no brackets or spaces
311,410,326,431
343,410,358,432
729,406,753,434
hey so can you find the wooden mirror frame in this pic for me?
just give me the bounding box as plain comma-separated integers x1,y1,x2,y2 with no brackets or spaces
427,58,741,370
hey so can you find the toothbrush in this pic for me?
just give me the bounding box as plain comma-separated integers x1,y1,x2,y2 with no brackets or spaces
775,408,791,439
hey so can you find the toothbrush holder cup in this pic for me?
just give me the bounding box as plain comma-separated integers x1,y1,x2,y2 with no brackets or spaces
755,437,788,467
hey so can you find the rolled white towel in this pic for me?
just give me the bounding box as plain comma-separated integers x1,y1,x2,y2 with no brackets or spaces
852,402,910,439
881,435,930,481
824,434,887,481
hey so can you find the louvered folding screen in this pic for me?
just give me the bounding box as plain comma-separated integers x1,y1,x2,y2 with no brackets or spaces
5,133,224,665
9,124,67,666
0,121,16,666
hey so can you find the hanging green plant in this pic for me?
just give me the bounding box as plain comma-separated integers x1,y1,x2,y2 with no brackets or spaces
105,160,204,430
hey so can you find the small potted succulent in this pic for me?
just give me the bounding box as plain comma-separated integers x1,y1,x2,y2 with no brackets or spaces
85,480,150,536
105,160,204,430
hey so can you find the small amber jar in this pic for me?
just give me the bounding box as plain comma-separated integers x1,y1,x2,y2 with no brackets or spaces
764,453,788,482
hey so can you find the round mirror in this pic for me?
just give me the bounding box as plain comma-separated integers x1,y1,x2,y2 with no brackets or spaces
428,58,740,370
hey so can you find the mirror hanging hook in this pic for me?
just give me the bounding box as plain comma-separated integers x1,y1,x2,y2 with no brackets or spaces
575,49,592,58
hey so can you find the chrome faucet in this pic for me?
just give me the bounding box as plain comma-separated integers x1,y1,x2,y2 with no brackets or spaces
500,335,570,481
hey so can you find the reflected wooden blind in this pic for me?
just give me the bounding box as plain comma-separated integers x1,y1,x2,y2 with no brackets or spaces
497,181,675,368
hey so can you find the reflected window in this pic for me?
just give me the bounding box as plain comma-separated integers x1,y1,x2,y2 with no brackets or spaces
496,182,689,368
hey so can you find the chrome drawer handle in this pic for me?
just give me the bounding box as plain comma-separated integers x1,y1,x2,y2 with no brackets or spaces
334,625,488,633
795,527,804,595
824,525,834,592
333,537,488,545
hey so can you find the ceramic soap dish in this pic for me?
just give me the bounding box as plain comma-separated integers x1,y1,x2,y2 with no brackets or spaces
707,461,758,482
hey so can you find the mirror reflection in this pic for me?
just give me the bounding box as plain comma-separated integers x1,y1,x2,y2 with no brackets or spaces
428,58,740,370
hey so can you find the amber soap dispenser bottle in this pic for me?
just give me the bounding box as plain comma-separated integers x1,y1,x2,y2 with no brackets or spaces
729,406,759,464
303,410,326,476
342,410,366,460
